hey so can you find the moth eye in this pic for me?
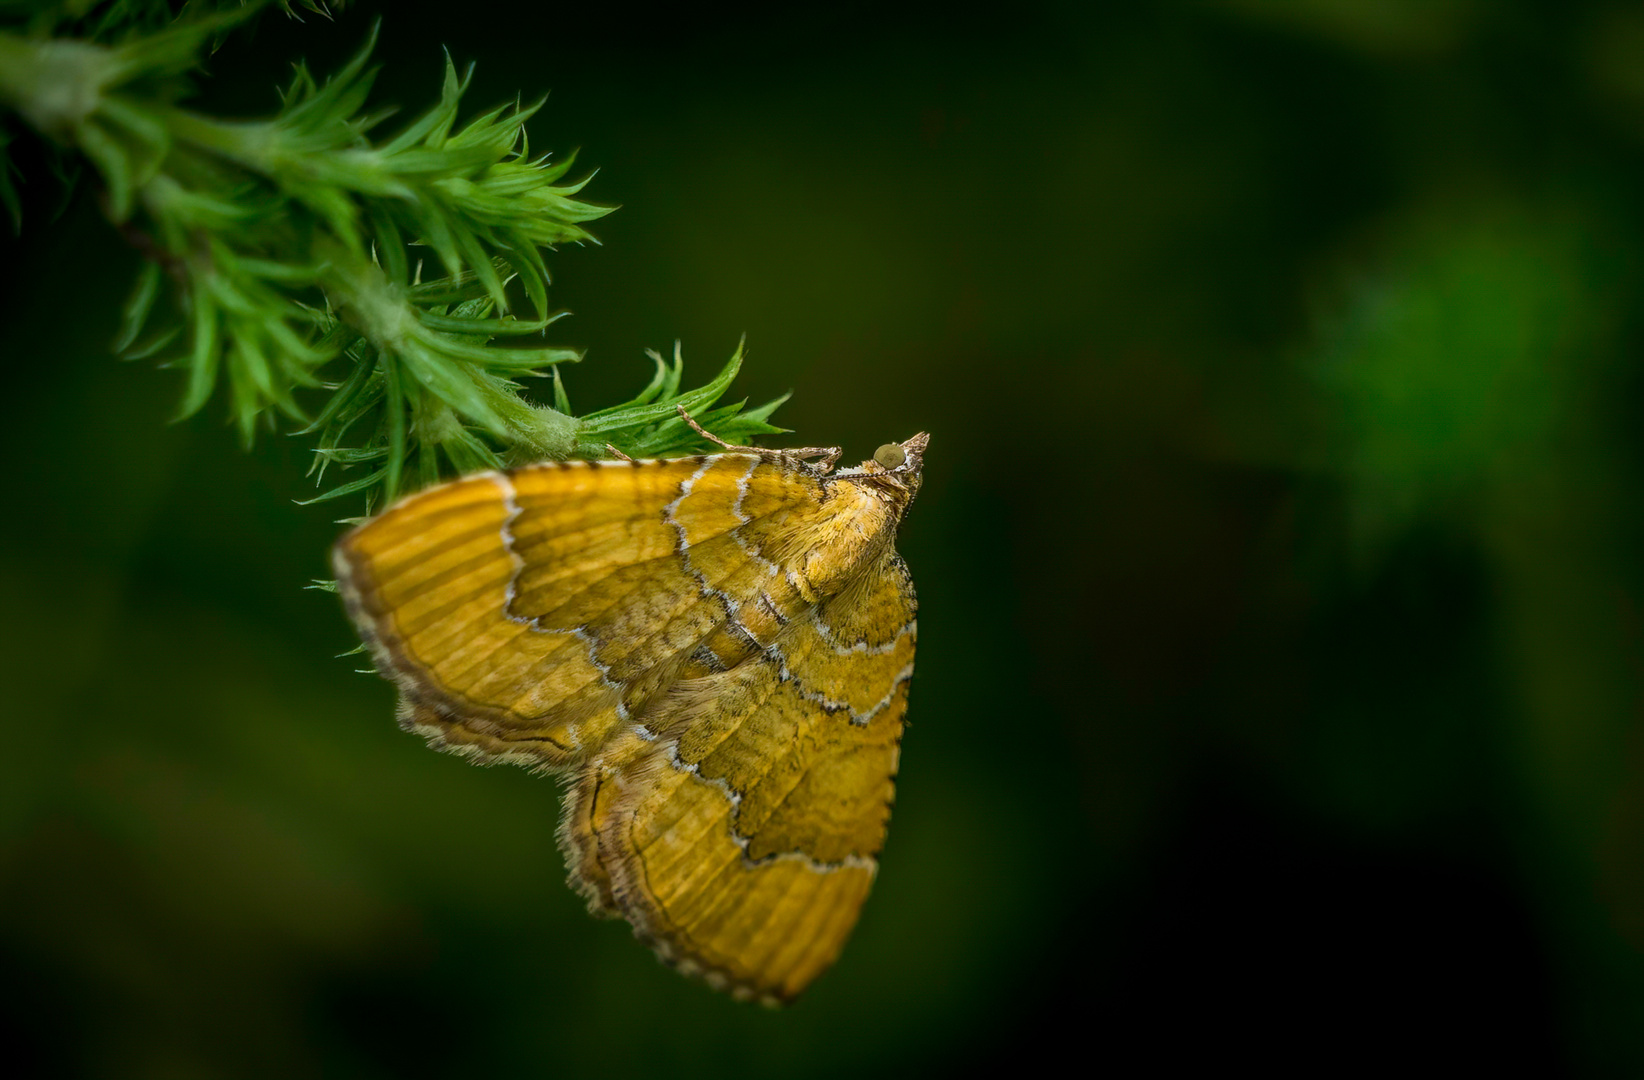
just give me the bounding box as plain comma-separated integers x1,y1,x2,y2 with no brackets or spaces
873,443,907,469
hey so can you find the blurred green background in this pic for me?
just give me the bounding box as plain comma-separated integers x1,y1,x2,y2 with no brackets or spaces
5,0,1644,1074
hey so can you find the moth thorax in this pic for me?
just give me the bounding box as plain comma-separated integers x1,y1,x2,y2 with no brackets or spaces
799,484,896,593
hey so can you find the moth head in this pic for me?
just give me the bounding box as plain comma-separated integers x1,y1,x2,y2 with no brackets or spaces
863,432,929,501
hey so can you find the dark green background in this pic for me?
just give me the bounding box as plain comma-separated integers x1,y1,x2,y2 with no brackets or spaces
4,0,1644,1074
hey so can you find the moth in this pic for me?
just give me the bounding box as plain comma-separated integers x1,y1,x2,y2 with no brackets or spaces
333,414,927,1003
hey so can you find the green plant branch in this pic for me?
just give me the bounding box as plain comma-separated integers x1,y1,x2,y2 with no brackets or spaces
0,2,788,510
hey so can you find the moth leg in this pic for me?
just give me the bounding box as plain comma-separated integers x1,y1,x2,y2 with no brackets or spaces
675,405,841,471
